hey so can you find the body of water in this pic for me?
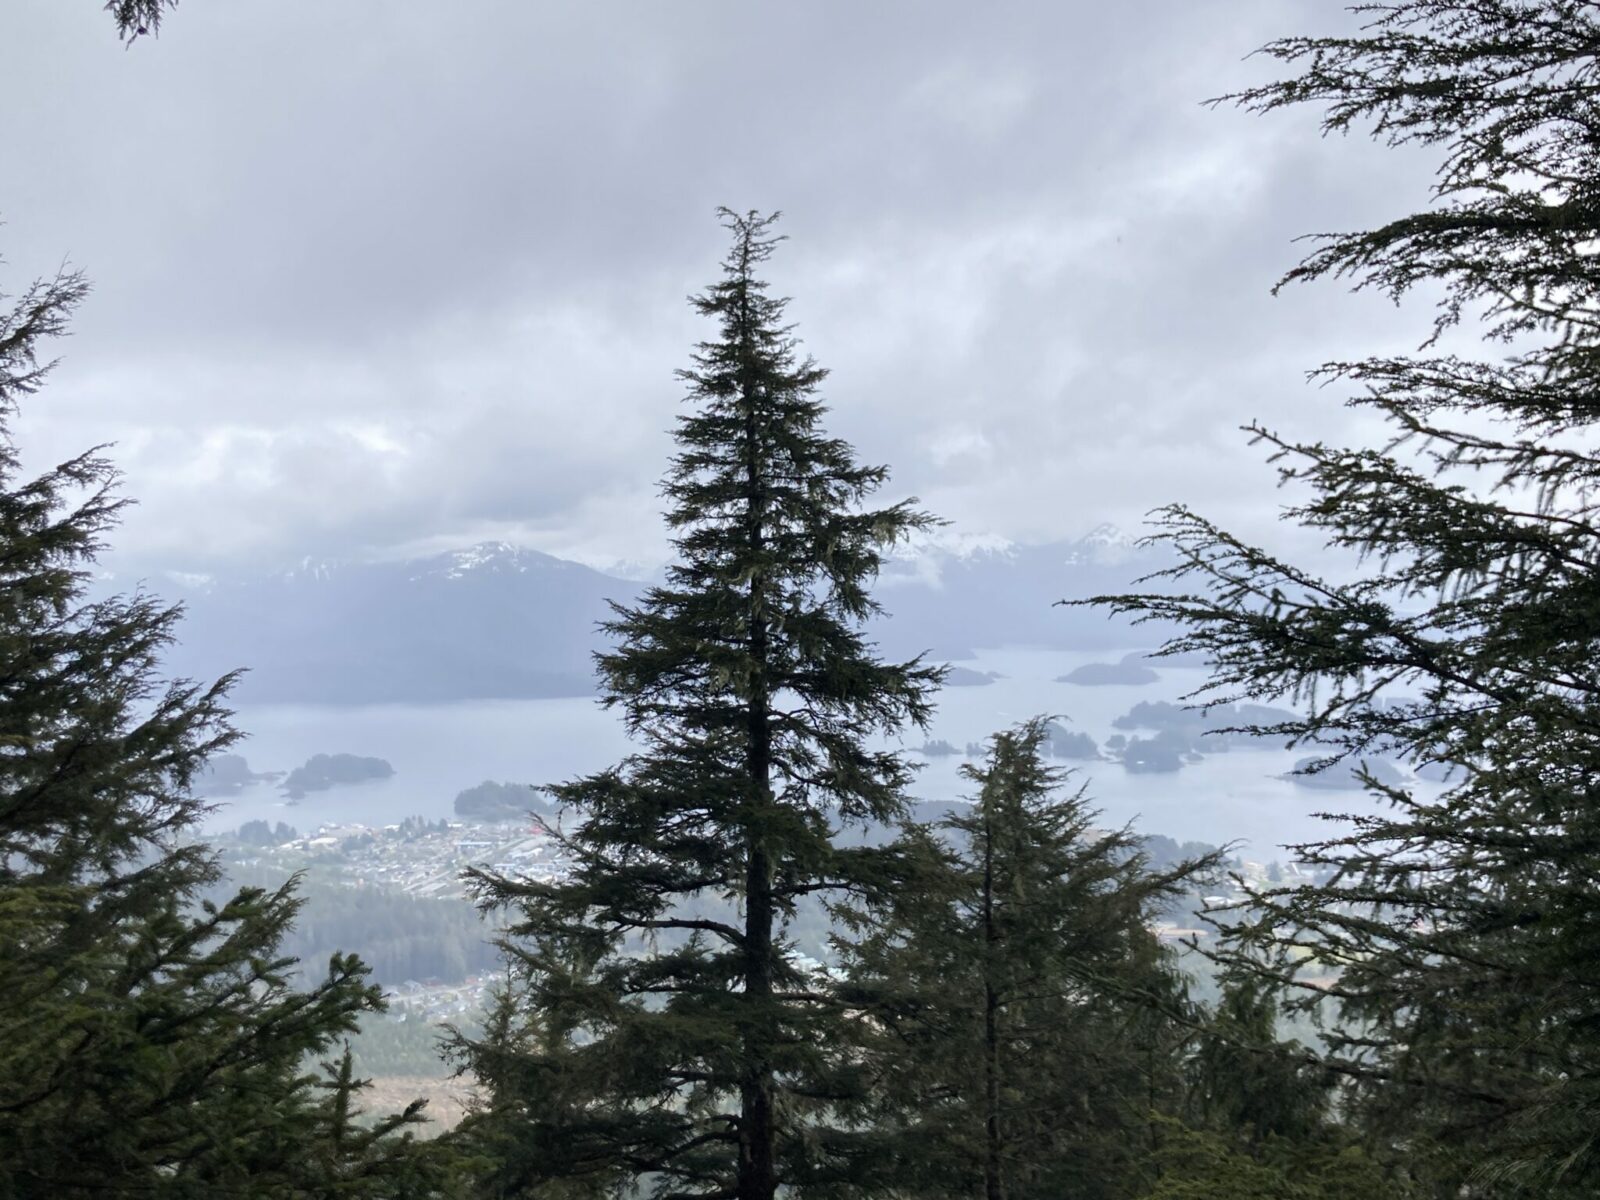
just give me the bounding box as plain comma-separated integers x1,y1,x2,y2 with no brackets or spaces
206,646,1396,859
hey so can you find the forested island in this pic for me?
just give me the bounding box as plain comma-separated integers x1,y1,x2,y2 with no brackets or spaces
1056,652,1159,687
452,780,553,822
281,752,396,800
193,753,281,797
919,719,1098,762
941,665,1002,687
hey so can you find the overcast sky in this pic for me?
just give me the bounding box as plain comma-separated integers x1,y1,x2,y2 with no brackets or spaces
2,1,1439,577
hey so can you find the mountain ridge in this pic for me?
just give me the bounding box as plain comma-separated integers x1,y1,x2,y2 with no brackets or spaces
149,530,1174,705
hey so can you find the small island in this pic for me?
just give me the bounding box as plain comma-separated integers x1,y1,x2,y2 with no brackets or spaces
453,780,553,823
1056,653,1159,688
1287,757,1406,791
194,753,281,798
1042,721,1099,760
943,666,1002,688
282,753,395,800
1112,700,1298,752
1120,730,1194,774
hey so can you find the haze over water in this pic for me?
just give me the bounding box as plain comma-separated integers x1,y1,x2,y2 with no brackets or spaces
208,646,1391,858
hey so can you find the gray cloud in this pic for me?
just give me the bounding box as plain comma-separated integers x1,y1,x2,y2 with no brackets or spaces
2,1,1436,574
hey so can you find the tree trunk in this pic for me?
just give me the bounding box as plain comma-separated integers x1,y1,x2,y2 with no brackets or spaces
740,839,777,1200
738,279,778,1200
983,800,1005,1200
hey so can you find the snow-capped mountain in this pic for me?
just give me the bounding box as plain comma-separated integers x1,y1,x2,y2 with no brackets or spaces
1061,522,1142,567
885,523,1143,579
871,525,1172,660
159,542,634,704
147,529,1173,705
886,527,1020,566
408,541,590,582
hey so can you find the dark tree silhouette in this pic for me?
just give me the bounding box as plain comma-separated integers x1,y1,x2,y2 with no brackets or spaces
1088,4,1600,1193
454,210,941,1200
0,260,444,1197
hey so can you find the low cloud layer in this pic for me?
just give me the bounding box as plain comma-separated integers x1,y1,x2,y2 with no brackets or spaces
3,1,1436,574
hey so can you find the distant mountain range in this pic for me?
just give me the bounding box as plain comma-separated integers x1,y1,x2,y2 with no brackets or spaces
157,544,617,703
145,526,1176,705
871,523,1174,663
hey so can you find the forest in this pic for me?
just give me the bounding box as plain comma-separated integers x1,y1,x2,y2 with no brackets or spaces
213,865,505,989
4,2,1599,1198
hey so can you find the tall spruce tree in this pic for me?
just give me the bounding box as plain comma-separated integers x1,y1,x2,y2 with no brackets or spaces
833,721,1217,1200
0,264,443,1195
1164,974,1413,1199
1183,974,1330,1153
1086,3,1600,1193
454,210,941,1200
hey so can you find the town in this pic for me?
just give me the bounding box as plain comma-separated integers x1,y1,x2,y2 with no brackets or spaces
216,811,1296,1032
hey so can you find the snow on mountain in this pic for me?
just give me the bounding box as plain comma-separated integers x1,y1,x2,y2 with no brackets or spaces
1061,523,1141,567
160,541,634,704
882,529,1018,589
410,541,580,582
161,569,216,592
889,527,1019,564
870,525,1174,660
282,555,342,584
146,526,1177,705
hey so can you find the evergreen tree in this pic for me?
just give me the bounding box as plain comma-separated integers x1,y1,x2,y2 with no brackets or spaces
1087,3,1600,1192
1183,973,1330,1151
453,210,941,1200
0,264,443,1195
1134,1119,1403,1200
1170,973,1412,1197
833,721,1218,1200
104,0,178,41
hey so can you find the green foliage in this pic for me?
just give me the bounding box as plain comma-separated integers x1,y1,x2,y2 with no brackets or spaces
0,260,446,1195
237,818,300,846
833,720,1221,1200
1137,1122,1292,1200
1184,973,1332,1148
453,780,554,823
1088,3,1600,1193
218,867,502,989
453,210,941,1200
1136,1121,1405,1200
350,1013,470,1081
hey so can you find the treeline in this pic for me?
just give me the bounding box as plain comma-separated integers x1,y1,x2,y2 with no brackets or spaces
349,1014,467,1082
214,867,503,989
0,281,444,1191
236,817,300,845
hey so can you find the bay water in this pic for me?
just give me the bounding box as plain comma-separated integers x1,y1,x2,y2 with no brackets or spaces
205,646,1399,860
